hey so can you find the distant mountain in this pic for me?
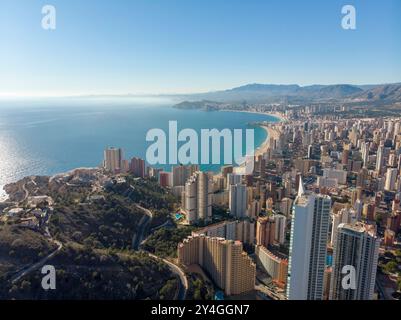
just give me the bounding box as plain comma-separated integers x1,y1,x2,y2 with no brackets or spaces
77,82,401,104
174,100,223,110
311,84,363,98
227,83,300,94
228,83,363,97
185,83,365,102
351,83,401,101
76,82,401,104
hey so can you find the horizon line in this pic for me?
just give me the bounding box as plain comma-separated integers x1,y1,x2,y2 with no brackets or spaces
1,81,400,99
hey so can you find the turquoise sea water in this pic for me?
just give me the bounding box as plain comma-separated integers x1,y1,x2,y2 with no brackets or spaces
0,98,279,196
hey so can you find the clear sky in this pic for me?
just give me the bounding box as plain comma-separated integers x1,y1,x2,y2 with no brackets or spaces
1,0,400,96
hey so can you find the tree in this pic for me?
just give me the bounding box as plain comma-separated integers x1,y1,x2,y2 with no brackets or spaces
384,261,398,274
193,288,202,300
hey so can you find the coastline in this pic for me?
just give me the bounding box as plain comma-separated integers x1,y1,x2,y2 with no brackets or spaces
0,108,284,197
219,108,284,158
218,108,285,159
254,126,270,158
256,125,281,157
214,109,284,175
218,108,287,123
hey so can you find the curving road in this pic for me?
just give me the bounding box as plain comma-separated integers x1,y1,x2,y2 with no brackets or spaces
11,239,62,284
11,210,63,284
131,204,152,250
132,203,188,300
148,253,188,300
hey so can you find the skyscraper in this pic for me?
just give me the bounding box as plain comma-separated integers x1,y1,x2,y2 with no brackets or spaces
330,207,357,246
363,203,376,222
287,180,331,300
226,173,242,189
376,144,384,173
172,164,199,187
307,144,313,159
342,149,350,166
361,142,370,168
385,167,398,191
398,154,401,172
229,184,248,218
256,216,276,248
330,223,379,300
258,155,266,179
274,214,287,245
183,171,213,224
158,171,172,187
103,147,123,173
130,157,145,178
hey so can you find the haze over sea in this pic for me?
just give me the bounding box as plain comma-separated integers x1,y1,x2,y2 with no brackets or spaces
0,97,279,199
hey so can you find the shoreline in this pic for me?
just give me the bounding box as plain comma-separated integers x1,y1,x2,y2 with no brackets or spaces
218,108,285,159
0,109,284,198
220,108,284,158
218,108,287,122
254,126,270,158
214,109,284,176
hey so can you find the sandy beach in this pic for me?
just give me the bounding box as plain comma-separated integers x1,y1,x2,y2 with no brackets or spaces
254,125,281,158
213,109,284,176
217,108,285,157
221,110,288,157
220,109,284,158
219,109,287,122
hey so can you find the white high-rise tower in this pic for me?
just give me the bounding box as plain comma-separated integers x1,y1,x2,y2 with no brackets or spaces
287,178,331,300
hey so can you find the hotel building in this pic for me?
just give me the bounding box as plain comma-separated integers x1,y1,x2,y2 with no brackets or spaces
255,245,288,287
178,235,256,295
183,171,213,224
192,219,255,245
103,147,123,173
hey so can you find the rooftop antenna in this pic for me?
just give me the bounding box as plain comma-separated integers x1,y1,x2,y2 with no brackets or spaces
298,176,305,197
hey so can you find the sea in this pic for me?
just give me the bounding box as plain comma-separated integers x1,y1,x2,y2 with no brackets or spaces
0,97,279,200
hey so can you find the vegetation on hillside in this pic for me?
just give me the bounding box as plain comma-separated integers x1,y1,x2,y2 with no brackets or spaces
142,226,195,258
0,174,182,300
186,272,215,300
0,225,57,279
0,243,178,300
50,193,143,250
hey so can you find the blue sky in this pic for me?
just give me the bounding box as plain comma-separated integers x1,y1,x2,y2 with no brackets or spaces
0,0,400,96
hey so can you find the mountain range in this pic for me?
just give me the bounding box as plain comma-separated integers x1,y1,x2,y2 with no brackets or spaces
179,82,401,103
